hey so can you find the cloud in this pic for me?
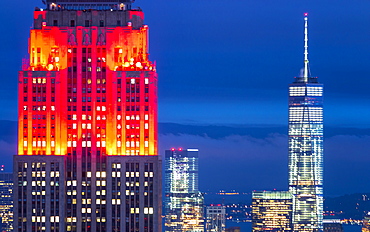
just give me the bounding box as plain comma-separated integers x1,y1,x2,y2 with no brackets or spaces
324,135,370,196
159,133,289,193
159,132,370,196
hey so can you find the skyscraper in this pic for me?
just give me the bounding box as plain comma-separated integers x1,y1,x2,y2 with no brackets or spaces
0,172,13,232
205,205,226,232
288,13,324,231
14,0,161,231
252,191,293,231
164,148,204,232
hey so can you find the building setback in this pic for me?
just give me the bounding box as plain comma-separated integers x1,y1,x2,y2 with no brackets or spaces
288,13,324,231
14,0,161,231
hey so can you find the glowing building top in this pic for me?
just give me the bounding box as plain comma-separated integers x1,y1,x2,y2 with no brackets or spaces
19,0,157,157
295,13,319,84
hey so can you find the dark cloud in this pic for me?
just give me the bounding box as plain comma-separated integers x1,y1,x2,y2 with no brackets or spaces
157,124,370,196
159,133,288,193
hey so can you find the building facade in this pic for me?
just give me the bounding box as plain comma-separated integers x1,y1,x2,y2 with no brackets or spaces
252,191,293,231
14,0,161,231
0,172,13,232
206,205,225,232
323,223,343,232
363,214,370,232
288,14,324,231
164,148,204,231
225,227,240,232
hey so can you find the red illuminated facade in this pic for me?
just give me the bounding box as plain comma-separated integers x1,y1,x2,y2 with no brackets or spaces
14,1,161,232
18,8,157,157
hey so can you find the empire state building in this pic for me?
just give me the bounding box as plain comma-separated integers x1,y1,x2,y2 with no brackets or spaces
14,1,161,231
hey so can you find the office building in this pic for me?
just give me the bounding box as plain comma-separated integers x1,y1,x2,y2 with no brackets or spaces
206,205,225,232
288,13,324,231
225,227,240,232
363,213,370,232
252,191,293,231
14,0,161,231
0,172,13,232
164,148,204,231
323,223,343,232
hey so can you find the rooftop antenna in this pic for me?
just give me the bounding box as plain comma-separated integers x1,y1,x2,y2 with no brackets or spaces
303,13,309,82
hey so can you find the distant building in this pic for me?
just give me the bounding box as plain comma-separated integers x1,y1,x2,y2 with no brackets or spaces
363,214,370,232
225,227,240,232
252,191,293,231
323,223,343,232
206,205,226,232
0,172,13,232
164,148,204,231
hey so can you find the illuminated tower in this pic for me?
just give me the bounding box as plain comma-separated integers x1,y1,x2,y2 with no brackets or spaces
14,0,161,231
288,13,324,231
164,148,204,232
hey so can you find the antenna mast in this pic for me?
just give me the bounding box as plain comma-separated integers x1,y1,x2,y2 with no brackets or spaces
303,13,309,82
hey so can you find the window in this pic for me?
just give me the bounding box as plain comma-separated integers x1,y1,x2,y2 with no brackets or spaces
53,20,58,26
100,20,104,27
70,20,75,27
85,20,90,27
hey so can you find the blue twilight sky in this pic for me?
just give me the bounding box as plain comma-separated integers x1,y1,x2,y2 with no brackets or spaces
1,0,370,196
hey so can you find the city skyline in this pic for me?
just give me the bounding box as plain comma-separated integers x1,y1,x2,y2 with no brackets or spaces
1,0,370,197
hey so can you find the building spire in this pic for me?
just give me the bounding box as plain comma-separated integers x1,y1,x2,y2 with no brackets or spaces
303,13,309,82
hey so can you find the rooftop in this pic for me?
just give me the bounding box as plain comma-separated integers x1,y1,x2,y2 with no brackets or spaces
44,0,135,10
